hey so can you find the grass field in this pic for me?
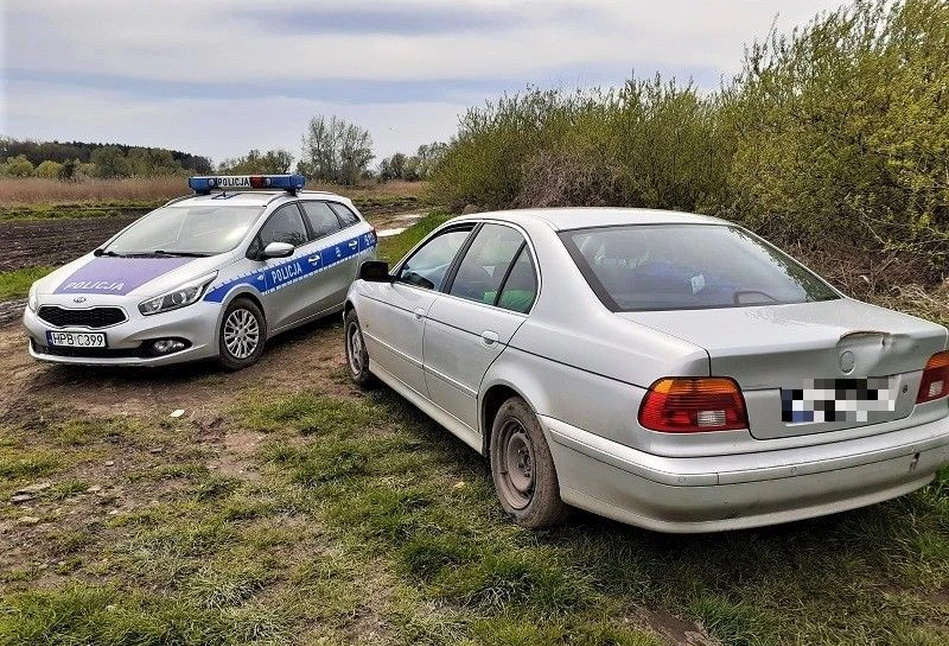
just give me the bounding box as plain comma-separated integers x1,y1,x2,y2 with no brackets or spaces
0,267,53,301
0,215,947,646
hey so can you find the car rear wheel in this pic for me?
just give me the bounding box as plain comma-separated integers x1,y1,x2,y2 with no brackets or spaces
218,298,266,371
490,396,567,528
345,309,375,387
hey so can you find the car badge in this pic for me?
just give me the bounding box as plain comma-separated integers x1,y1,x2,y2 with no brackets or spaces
839,350,856,374
73,296,87,304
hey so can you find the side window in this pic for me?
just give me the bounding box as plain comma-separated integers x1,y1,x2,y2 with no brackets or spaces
397,228,473,290
496,246,538,313
301,202,342,240
448,224,525,306
257,204,309,248
329,203,360,228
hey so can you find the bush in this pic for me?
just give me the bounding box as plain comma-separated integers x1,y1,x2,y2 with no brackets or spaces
34,160,63,179
429,0,949,283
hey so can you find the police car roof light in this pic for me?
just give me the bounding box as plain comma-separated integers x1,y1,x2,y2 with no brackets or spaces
188,175,306,195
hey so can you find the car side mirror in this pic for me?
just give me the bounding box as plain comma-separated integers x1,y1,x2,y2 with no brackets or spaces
359,260,392,283
261,241,294,259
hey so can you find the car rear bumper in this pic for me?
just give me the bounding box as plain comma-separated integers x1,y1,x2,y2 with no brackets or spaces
541,409,949,533
23,303,219,367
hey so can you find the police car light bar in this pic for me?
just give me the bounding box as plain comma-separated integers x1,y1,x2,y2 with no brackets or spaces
188,175,306,195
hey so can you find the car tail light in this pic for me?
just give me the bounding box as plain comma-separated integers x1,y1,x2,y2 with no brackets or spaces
916,351,949,403
639,377,748,433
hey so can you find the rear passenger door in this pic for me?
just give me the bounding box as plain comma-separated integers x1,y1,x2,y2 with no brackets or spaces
422,223,538,431
298,201,370,318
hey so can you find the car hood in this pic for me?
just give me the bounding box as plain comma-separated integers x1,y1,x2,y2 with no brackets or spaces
36,253,234,299
617,298,947,389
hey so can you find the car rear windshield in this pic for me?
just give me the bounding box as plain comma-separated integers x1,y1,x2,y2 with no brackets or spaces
560,224,839,311
104,204,264,256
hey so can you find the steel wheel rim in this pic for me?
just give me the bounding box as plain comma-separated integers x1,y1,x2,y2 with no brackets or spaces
223,308,260,359
347,321,364,375
497,418,535,509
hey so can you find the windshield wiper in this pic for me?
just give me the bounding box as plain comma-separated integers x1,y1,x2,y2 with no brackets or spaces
151,250,212,258
93,249,125,257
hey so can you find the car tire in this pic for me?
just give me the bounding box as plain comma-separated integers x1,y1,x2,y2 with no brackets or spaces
344,309,375,387
218,298,267,371
490,396,568,528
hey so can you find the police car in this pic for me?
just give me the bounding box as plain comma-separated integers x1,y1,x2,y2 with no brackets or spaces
23,175,377,369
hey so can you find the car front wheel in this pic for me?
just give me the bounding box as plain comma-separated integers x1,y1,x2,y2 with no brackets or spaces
344,309,374,387
218,298,266,371
490,396,567,528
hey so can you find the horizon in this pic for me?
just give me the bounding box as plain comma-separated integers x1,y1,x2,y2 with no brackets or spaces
3,0,845,166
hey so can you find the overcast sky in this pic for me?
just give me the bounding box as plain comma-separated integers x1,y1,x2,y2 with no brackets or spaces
2,0,845,166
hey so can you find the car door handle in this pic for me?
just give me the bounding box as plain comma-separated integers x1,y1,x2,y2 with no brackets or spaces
413,308,426,321
480,330,500,347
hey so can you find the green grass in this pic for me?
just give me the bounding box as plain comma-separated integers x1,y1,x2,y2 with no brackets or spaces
2,212,948,645
378,210,453,264
0,265,54,300
0,201,161,222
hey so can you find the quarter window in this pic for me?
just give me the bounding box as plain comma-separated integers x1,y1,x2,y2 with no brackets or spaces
449,224,525,306
329,203,360,228
301,202,342,239
257,205,309,248
397,227,473,290
496,246,537,313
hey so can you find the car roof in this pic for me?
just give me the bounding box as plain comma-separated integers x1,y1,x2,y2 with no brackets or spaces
455,207,729,231
166,189,350,208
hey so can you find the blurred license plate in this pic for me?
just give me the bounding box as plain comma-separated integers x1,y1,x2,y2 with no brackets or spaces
781,377,895,424
46,331,106,348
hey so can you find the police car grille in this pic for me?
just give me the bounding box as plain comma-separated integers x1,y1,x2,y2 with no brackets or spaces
38,306,127,328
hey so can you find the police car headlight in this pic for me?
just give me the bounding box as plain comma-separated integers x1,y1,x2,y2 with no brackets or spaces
27,283,39,312
138,272,217,316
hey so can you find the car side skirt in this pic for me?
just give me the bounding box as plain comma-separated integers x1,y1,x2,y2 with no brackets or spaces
368,359,483,453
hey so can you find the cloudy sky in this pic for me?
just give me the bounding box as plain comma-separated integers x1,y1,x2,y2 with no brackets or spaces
3,0,845,166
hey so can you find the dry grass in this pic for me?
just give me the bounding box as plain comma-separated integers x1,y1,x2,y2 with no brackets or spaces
0,177,427,207
0,177,185,205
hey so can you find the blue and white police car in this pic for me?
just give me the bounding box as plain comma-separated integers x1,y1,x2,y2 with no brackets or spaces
23,175,377,369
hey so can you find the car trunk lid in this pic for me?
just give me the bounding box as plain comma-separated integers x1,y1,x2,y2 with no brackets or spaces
619,299,947,439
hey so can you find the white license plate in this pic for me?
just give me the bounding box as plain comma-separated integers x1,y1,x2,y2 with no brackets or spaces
46,331,107,348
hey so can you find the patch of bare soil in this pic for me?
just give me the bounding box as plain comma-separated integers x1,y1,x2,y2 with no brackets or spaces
637,607,722,646
0,216,136,272
0,315,354,420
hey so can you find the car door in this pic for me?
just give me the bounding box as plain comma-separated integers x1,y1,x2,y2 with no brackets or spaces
358,224,475,397
297,200,361,318
249,203,312,331
423,223,538,431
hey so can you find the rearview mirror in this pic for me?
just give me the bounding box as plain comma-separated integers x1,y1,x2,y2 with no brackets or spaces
359,260,392,283
261,241,294,259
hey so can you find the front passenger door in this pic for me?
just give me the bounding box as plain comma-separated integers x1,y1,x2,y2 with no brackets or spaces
358,225,475,397
250,204,311,330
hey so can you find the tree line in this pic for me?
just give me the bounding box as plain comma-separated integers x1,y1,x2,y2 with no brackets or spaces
0,139,212,179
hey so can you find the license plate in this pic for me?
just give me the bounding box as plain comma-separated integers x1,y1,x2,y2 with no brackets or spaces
46,331,107,348
781,377,895,424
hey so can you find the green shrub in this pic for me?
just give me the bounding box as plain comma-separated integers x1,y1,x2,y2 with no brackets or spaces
430,0,949,282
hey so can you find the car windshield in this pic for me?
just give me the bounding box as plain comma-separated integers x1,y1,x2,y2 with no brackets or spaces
561,224,840,311
103,204,264,256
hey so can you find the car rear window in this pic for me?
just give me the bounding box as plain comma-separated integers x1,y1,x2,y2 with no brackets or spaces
561,224,839,311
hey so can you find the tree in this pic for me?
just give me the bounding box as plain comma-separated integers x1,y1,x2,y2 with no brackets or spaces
217,149,294,174
379,152,408,180
90,146,130,178
34,160,63,179
1,155,35,177
300,115,374,186
125,147,182,176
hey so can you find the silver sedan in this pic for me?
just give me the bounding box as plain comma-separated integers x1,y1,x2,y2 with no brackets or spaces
343,208,949,532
